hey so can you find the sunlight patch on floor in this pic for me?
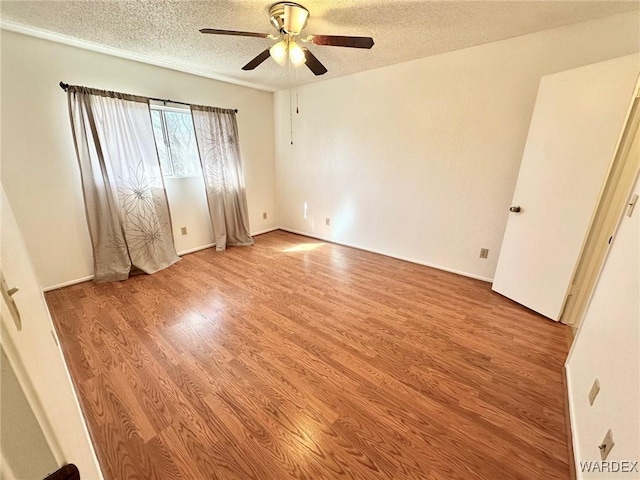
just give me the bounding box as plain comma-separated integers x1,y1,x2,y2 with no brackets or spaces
283,242,325,253
176,310,224,335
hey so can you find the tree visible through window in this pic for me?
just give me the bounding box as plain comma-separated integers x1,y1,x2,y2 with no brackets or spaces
150,106,201,177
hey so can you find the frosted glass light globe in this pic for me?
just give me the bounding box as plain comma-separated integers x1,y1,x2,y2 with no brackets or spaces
289,41,306,66
269,41,288,66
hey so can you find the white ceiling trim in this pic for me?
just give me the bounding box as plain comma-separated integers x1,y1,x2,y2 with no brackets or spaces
0,20,276,93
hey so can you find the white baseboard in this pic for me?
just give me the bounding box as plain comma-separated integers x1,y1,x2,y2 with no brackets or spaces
177,229,277,255
43,232,277,291
564,364,580,479
278,227,494,283
177,243,215,256
43,275,94,292
43,227,491,291
251,227,279,236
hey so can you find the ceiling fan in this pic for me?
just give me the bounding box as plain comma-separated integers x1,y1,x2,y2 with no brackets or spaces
200,2,374,76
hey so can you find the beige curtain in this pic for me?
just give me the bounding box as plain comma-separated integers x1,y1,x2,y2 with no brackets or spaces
68,86,180,281
190,106,253,250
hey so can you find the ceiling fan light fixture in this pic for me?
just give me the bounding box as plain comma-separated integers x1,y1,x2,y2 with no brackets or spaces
200,2,374,76
269,40,288,66
289,41,306,66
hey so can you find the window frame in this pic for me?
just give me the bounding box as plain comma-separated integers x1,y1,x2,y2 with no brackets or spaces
150,103,201,179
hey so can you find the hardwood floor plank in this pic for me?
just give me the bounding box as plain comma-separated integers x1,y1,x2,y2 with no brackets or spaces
46,230,571,479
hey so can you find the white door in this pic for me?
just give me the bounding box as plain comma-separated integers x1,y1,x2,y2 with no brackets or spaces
1,346,58,479
1,187,103,479
492,55,639,321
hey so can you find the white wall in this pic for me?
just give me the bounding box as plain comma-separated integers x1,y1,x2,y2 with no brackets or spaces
1,30,278,289
164,176,214,255
274,12,640,281
565,173,640,479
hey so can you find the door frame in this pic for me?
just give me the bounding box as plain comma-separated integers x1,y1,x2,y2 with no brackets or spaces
561,79,640,331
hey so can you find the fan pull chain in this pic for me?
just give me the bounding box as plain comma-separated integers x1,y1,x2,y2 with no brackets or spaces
289,87,294,145
287,59,301,145
288,60,294,145
295,61,300,115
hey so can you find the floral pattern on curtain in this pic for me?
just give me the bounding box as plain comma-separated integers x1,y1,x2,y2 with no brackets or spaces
190,106,253,250
68,86,180,281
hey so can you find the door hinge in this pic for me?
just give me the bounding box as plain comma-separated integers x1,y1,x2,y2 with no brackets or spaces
627,194,638,217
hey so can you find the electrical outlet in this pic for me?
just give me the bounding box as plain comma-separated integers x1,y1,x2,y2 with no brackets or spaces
263,212,268,220
480,248,489,259
325,218,330,226
589,378,600,405
180,226,188,235
599,429,614,460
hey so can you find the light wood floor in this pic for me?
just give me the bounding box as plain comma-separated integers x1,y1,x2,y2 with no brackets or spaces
46,230,572,480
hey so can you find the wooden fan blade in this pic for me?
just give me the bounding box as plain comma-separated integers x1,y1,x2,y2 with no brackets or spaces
242,49,272,71
309,35,374,49
303,48,328,76
200,28,269,38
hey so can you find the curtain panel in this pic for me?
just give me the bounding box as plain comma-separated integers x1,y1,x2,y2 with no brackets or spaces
191,106,253,250
68,86,180,281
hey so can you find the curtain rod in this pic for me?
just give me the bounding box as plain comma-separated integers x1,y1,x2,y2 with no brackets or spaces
58,82,238,113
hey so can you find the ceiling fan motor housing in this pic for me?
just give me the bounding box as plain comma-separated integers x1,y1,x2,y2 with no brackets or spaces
269,2,309,35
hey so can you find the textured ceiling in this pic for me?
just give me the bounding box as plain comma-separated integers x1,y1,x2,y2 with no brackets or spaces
1,1,639,91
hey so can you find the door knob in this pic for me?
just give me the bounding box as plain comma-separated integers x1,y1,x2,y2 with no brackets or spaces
509,206,522,213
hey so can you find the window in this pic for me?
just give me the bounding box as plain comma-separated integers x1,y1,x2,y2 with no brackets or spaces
150,105,201,177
